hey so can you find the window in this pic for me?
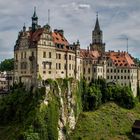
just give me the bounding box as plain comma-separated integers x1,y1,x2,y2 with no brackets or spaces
69,64,71,70
49,71,51,74
43,71,46,74
49,52,51,58
84,68,85,74
56,63,58,69
43,63,46,69
107,69,109,73
94,68,96,72
114,76,116,79
111,69,112,73
43,52,46,58
59,54,61,59
56,53,61,59
121,76,123,79
88,68,90,74
111,76,113,79
59,63,61,69
107,76,109,79
121,69,123,73
69,55,71,60
118,69,119,73
114,69,116,73
118,76,120,79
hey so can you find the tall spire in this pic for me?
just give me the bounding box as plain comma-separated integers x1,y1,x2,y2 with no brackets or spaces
91,13,105,53
32,7,38,31
32,7,38,19
94,12,100,31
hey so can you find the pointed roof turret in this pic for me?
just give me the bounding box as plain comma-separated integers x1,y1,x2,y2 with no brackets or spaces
94,12,100,31
32,7,38,31
32,7,38,19
23,23,26,32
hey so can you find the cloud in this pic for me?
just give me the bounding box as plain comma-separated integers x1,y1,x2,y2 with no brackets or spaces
61,2,90,11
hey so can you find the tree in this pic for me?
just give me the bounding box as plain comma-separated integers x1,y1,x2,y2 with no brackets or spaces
0,58,14,71
87,85,102,111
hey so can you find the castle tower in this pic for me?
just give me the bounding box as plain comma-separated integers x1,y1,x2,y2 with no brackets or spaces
90,13,105,54
32,7,38,31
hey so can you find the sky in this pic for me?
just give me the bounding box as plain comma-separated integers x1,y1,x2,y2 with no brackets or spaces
0,0,140,61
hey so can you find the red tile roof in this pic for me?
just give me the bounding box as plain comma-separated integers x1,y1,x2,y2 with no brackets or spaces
80,49,100,59
29,28,44,44
106,51,136,67
52,32,69,46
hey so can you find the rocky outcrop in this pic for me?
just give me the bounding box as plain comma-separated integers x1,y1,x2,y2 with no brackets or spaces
43,79,82,140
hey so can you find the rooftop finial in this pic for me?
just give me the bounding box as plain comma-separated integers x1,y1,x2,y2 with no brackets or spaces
48,9,50,25
34,6,36,14
96,11,98,18
33,6,37,18
23,23,26,32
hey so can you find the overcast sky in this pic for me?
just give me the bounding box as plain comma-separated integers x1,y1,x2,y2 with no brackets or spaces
0,0,140,61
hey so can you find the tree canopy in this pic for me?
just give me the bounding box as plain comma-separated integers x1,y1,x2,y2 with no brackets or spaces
81,78,136,111
0,58,14,71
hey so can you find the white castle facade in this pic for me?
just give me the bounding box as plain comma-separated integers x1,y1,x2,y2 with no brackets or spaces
14,9,139,97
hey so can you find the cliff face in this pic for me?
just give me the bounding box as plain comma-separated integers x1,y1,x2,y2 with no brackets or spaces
0,78,82,140
43,78,82,140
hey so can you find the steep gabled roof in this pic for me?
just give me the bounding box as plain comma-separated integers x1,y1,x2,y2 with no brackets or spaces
106,51,136,68
52,32,69,46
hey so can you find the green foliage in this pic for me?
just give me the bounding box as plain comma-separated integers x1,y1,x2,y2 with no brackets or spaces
82,78,136,111
71,102,140,140
0,84,48,140
0,58,14,71
23,126,40,140
0,78,83,140
87,85,102,110
46,97,59,140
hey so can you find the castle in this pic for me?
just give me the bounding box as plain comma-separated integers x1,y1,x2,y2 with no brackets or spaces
14,9,139,97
